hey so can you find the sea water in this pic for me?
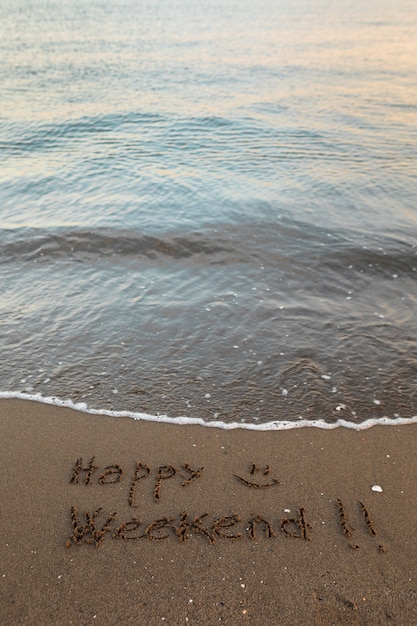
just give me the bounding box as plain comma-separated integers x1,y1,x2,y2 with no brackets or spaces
1,0,417,427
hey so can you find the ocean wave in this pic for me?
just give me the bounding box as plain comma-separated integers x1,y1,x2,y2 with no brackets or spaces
2,391,417,431
1,224,415,276
0,228,231,264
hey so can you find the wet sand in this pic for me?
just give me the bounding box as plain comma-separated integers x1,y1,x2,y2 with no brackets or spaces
1,398,417,625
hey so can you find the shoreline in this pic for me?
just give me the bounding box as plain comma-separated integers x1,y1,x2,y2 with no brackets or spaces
2,391,417,431
1,398,417,624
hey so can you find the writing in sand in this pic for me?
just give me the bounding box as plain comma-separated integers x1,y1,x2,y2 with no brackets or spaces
66,456,384,551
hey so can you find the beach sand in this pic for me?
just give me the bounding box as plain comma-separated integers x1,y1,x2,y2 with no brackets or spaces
1,398,417,625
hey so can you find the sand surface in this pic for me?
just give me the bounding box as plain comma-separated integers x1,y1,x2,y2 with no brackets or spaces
1,398,417,625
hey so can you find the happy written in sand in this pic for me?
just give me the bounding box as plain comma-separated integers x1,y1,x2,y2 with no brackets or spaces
65,456,385,551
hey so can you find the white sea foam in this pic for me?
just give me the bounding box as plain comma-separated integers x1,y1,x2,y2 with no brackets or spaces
1,391,417,431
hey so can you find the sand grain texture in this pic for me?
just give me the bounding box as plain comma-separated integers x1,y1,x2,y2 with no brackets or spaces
1,399,417,625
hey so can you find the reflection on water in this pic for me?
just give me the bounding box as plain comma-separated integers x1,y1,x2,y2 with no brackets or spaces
0,0,416,424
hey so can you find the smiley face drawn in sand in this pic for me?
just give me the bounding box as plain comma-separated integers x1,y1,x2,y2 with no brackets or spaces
233,463,280,488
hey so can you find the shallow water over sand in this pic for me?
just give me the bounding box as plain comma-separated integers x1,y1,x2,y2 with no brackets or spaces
1,0,416,425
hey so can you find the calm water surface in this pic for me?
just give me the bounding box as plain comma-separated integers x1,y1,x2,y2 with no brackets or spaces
1,0,417,424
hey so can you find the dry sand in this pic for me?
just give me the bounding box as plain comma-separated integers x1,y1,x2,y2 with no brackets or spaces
1,398,417,625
